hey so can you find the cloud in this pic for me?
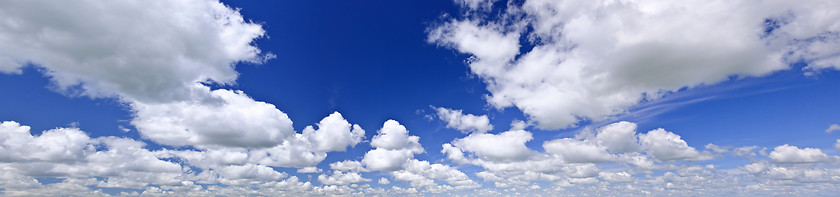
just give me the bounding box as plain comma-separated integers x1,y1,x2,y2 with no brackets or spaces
594,121,641,153
302,112,366,152
0,121,185,189
363,120,425,171
448,130,535,162
392,159,480,191
330,160,367,172
543,138,614,163
433,106,493,133
378,177,390,185
318,171,370,185
836,140,840,151
429,0,840,129
132,89,295,148
769,144,830,163
638,128,704,161
0,0,271,103
826,124,840,134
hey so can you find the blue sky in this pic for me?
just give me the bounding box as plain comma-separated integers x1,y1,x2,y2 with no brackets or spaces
1,0,840,196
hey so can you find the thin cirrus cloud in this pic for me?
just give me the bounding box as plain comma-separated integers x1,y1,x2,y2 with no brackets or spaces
0,0,839,196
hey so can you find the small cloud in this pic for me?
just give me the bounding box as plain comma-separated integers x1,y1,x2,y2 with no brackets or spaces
825,124,840,134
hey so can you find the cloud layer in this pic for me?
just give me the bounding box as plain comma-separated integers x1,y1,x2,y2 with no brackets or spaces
429,0,840,129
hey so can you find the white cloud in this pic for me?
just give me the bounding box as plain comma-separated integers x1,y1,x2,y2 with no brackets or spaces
363,120,425,171
297,167,322,174
543,138,614,163
598,171,634,183
302,112,366,152
0,0,271,103
0,121,90,162
0,121,185,189
510,119,530,130
433,106,493,133
449,130,535,162
378,177,390,185
769,144,829,163
594,121,641,153
217,164,286,183
826,124,840,134
330,160,367,172
132,89,294,148
396,159,480,190
318,171,370,185
429,0,840,129
638,128,702,161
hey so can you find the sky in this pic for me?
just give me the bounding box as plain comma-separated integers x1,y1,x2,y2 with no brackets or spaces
1,0,840,196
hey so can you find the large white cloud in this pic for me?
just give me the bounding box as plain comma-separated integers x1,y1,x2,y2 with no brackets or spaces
0,0,270,103
429,0,840,129
132,89,295,148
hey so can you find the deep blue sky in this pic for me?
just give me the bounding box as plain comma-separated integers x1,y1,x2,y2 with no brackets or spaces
2,0,840,195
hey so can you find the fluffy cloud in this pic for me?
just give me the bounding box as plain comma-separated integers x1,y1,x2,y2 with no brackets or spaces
638,128,703,161
433,107,493,133
0,121,185,189
769,144,830,163
447,130,535,162
132,89,295,148
330,160,367,172
543,138,614,163
159,111,363,170
363,120,425,171
378,178,390,185
429,0,840,129
318,171,370,185
302,112,366,152
392,159,480,191
595,121,641,153
0,0,270,103
0,121,90,163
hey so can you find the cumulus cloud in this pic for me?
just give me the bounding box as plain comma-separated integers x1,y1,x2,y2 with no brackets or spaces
363,120,425,171
132,89,295,148
0,121,185,189
393,159,480,191
330,160,367,172
639,128,703,161
429,0,840,129
318,171,370,185
433,106,493,133
448,130,535,162
0,0,271,103
543,138,614,163
594,121,641,153
769,144,830,163
302,112,366,152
